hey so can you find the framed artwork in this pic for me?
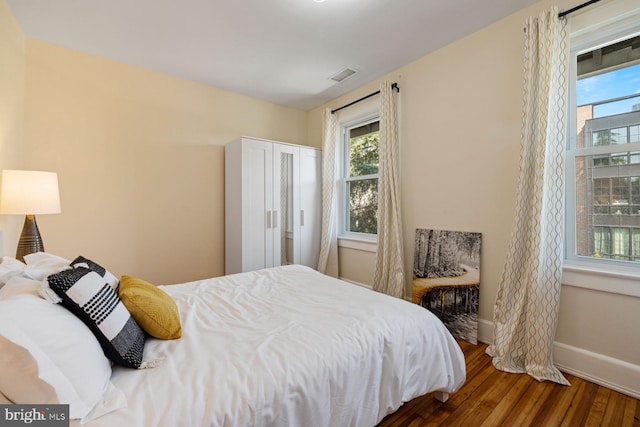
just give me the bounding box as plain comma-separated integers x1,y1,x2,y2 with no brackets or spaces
412,228,481,344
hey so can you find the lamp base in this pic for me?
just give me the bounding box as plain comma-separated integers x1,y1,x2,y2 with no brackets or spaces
16,214,44,262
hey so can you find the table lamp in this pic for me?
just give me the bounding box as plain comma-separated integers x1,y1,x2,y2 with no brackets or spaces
0,170,61,261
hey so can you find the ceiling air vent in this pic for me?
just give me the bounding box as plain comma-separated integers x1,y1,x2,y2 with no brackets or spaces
330,67,358,83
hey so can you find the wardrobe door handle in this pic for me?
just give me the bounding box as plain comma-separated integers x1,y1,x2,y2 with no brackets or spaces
300,210,305,226
273,211,278,228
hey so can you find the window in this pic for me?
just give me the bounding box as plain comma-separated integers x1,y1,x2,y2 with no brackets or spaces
341,118,379,238
568,37,640,264
565,2,640,296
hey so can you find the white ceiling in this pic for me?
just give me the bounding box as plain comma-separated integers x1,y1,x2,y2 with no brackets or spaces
7,0,539,111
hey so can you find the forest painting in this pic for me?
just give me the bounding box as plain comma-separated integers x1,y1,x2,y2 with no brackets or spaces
412,229,481,344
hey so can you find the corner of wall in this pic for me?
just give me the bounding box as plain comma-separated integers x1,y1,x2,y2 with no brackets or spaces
0,0,26,253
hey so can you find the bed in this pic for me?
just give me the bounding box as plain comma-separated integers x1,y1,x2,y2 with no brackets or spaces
0,256,465,427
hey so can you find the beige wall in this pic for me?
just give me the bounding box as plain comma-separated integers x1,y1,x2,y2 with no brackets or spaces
337,245,376,286
0,0,25,255
308,0,640,367
21,40,307,284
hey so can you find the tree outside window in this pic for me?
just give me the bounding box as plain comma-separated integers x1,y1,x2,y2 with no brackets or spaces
344,120,379,235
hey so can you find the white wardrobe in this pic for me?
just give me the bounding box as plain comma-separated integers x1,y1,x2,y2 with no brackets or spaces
225,137,322,274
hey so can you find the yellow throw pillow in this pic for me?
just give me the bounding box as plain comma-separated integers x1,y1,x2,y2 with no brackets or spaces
119,276,182,340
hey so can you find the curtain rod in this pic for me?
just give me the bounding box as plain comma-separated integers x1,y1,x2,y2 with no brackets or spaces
331,82,399,114
558,0,601,18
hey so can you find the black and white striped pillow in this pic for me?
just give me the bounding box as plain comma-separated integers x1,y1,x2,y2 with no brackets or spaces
69,256,119,290
47,266,145,368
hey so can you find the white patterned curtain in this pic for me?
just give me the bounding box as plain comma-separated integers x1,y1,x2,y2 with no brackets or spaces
486,7,570,385
317,108,340,277
373,81,405,298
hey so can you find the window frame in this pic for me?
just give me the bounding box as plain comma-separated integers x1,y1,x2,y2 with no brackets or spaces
338,113,380,245
564,2,640,298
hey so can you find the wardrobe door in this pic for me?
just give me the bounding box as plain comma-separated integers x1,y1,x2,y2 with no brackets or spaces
273,143,300,266
242,138,274,271
299,147,322,269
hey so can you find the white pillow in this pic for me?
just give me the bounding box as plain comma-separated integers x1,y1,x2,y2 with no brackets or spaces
0,293,127,422
0,276,42,300
0,256,26,287
0,256,26,270
23,252,71,281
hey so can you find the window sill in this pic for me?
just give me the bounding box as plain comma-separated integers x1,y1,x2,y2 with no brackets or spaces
338,237,377,253
562,262,640,298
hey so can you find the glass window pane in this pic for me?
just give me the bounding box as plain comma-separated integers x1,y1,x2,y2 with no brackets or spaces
630,125,640,143
592,130,609,146
631,177,640,205
610,153,628,165
347,178,378,234
632,229,640,260
594,206,610,214
611,177,629,207
348,122,379,178
573,35,640,264
611,228,629,259
593,178,609,205
593,227,610,257
610,127,628,144
593,155,609,167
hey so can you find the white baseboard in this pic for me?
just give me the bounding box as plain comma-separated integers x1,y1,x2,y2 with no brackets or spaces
554,342,640,399
478,318,494,345
475,319,640,399
339,276,372,289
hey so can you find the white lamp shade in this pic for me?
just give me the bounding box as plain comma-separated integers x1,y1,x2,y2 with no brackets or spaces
0,170,61,215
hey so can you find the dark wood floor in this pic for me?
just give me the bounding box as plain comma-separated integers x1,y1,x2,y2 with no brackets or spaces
377,340,640,426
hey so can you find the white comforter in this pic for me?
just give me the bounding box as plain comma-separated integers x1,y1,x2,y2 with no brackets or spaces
83,265,465,427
